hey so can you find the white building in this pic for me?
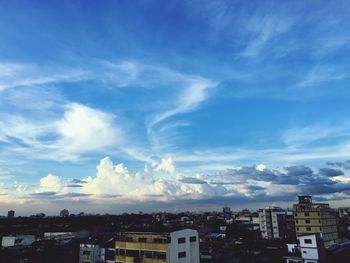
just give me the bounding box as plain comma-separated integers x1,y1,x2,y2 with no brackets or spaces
79,243,105,263
1,235,35,247
259,207,286,239
285,234,326,263
115,228,199,263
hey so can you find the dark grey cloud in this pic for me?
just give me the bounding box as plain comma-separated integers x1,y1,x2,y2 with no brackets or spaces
226,166,279,182
66,184,84,188
285,165,313,177
223,163,350,198
319,168,344,177
179,177,207,184
71,179,88,184
97,194,121,198
301,183,350,195
326,160,350,170
59,192,91,198
30,191,57,197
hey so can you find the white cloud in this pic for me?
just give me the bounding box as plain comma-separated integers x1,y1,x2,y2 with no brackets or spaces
299,65,348,87
53,103,122,160
40,173,62,192
0,62,91,92
282,124,350,147
0,103,123,161
148,76,216,126
256,164,266,172
241,15,294,57
154,157,176,174
78,156,228,201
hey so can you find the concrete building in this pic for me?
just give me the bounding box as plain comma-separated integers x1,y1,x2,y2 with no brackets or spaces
223,207,232,221
293,195,339,247
259,207,287,239
284,234,326,263
79,243,104,263
1,235,35,247
115,229,199,263
7,210,15,218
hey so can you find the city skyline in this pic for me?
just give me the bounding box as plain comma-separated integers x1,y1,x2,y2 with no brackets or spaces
1,0,350,215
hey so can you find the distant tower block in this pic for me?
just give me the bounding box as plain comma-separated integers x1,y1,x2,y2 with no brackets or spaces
7,210,15,218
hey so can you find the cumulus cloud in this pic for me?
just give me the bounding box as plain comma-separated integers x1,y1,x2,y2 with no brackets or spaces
80,156,227,200
40,174,62,192
154,157,176,174
4,157,350,210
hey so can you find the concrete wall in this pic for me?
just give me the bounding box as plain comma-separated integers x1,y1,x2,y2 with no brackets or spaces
168,229,199,263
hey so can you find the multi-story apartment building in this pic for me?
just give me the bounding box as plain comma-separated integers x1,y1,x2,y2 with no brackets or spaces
293,195,339,247
79,244,103,263
285,233,327,263
259,207,287,239
115,229,199,263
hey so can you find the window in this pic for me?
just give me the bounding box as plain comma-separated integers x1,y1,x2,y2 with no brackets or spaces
178,237,186,244
126,250,139,257
143,251,152,258
138,237,147,243
190,236,197,242
304,239,312,244
306,227,311,231
297,227,299,231
320,227,322,231
305,212,309,216
296,220,298,223
154,252,166,259
178,251,186,258
154,238,165,243
83,251,91,255
305,219,310,223
295,213,298,216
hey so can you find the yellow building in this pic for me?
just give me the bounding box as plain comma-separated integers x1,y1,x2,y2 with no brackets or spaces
293,195,339,247
115,229,199,263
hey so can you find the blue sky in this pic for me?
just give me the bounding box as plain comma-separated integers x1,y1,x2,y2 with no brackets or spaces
1,0,350,215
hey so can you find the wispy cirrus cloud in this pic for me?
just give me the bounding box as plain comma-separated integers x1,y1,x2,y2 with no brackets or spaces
0,62,92,92
299,64,349,87
241,15,294,58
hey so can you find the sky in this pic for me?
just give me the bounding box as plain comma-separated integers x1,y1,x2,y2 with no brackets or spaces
1,0,350,215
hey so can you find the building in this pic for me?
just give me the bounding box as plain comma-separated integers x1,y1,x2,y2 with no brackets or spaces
223,207,232,221
7,210,15,218
293,195,339,247
259,207,287,239
115,229,199,263
1,235,35,247
79,243,104,263
284,234,326,263
60,209,69,217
